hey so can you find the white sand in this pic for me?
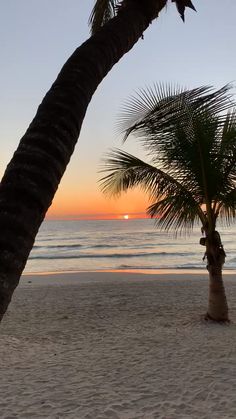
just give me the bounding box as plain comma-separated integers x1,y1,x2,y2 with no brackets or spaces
0,271,236,419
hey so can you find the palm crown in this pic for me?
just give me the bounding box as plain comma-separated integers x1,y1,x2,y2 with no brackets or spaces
89,0,196,33
100,85,236,233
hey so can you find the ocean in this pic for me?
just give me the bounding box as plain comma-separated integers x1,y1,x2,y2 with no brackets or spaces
24,219,236,274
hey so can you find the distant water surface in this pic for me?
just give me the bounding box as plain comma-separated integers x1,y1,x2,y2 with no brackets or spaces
24,219,236,274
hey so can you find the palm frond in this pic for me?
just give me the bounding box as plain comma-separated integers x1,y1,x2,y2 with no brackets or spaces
89,0,119,34
118,84,233,142
117,84,235,207
100,148,162,197
99,148,205,228
100,84,236,234
216,188,236,225
147,195,202,233
173,0,196,21
217,109,236,175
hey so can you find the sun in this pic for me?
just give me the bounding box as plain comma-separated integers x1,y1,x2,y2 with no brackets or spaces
123,214,129,220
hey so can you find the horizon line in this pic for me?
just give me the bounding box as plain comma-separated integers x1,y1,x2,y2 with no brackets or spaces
46,212,149,221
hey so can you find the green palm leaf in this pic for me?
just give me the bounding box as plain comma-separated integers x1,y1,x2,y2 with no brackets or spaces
118,84,232,141
100,84,236,234
100,148,205,231
118,84,235,203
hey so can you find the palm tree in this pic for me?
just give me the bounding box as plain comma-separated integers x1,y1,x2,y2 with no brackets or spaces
0,1,196,321
89,1,196,33
100,84,236,322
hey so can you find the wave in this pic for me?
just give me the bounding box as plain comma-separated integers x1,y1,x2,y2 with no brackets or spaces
116,262,233,270
25,220,236,274
117,264,206,270
33,244,82,249
33,243,169,251
29,251,195,260
33,244,118,250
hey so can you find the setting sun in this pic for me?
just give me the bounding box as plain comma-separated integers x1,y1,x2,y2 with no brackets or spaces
123,215,129,220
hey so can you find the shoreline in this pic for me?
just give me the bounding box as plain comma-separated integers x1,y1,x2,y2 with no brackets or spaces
19,269,236,290
22,267,236,276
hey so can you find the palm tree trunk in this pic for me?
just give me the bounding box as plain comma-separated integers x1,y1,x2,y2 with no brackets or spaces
205,233,229,322
206,265,229,322
0,1,167,321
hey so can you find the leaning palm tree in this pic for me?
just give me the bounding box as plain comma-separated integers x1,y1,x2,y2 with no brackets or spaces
0,1,196,321
100,84,236,322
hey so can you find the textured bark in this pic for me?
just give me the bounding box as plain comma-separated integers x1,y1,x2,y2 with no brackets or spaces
204,232,229,322
0,1,167,321
206,265,229,322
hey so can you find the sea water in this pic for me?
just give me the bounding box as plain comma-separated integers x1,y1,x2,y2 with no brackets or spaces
24,219,236,274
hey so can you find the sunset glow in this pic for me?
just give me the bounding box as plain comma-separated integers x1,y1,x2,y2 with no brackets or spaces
46,187,150,220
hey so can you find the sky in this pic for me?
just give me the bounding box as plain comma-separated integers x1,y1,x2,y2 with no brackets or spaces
0,0,236,220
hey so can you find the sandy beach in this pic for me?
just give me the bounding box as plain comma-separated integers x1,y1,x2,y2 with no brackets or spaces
0,271,236,419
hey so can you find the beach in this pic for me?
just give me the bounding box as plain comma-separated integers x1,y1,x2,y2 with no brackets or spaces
0,271,236,419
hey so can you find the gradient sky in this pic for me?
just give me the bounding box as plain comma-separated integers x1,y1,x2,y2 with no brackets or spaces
0,1,236,219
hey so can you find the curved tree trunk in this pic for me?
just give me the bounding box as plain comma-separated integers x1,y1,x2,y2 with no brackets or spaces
0,1,167,321
204,231,229,322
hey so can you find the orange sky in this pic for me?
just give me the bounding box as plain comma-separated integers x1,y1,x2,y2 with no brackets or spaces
46,187,150,220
